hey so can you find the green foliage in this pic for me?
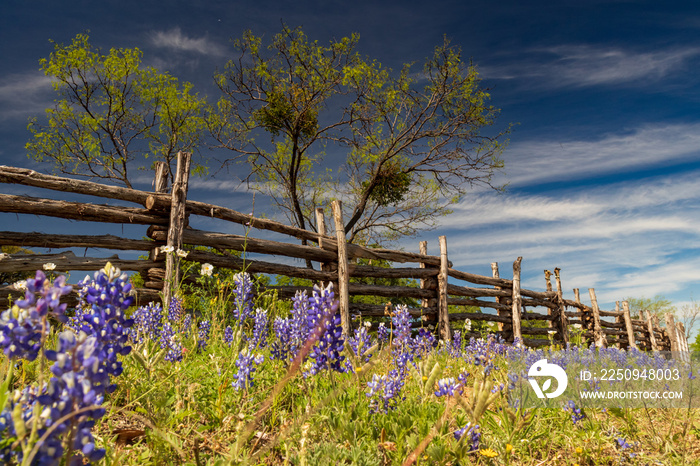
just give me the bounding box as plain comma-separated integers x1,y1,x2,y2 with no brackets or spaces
212,26,510,245
26,34,208,187
624,295,676,318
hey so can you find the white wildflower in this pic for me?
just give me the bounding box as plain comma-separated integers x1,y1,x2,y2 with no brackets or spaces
0,253,8,260
13,280,27,291
160,245,174,254
176,249,189,258
43,262,56,271
200,263,213,277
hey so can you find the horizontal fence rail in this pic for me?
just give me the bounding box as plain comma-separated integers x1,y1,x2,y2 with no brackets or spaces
0,157,689,354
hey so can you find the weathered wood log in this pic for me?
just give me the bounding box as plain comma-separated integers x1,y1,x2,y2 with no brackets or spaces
0,252,158,273
448,268,512,288
163,152,191,307
185,250,335,281
511,257,523,345
331,201,350,336
520,326,561,336
588,288,607,348
599,320,625,329
347,302,436,317
315,208,331,276
350,265,435,280
419,241,439,315
544,270,554,328
665,313,680,353
645,311,660,351
450,312,511,324
492,262,508,335
599,309,624,318
437,236,451,341
446,284,511,298
0,194,168,225
521,297,558,309
554,268,569,345
150,228,338,264
0,166,446,266
447,297,511,311
0,231,156,251
0,165,160,206
347,283,434,299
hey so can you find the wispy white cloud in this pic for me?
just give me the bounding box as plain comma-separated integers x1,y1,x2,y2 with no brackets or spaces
497,122,700,187
0,73,53,121
407,169,700,313
150,27,227,56
482,44,700,88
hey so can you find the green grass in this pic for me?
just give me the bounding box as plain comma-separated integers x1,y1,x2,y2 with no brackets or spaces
9,279,700,465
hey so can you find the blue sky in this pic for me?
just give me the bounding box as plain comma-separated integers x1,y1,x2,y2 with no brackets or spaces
1,1,699,338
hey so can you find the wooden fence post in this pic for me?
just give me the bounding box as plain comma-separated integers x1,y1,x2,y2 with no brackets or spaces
331,200,350,336
676,322,690,362
419,241,437,320
621,301,637,350
492,262,510,337
588,288,607,348
437,236,451,341
554,268,569,345
163,152,190,307
511,257,523,345
665,313,680,354
315,208,330,282
644,310,660,351
145,162,169,291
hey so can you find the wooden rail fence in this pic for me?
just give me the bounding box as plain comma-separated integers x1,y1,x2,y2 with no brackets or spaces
0,153,690,353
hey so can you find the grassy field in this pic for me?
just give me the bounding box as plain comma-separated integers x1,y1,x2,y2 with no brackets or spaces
2,264,699,465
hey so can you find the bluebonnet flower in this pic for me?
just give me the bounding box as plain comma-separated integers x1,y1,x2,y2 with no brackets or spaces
271,317,296,362
129,301,163,343
223,325,234,346
454,422,481,451
366,369,405,413
0,263,132,465
391,305,413,348
451,330,463,356
231,349,263,391
248,308,268,350
305,284,346,376
291,290,311,341
348,323,374,363
160,321,183,362
566,400,585,425
615,436,637,460
270,291,312,362
182,313,192,339
0,271,72,361
167,297,184,324
412,327,436,355
198,320,211,351
434,377,462,397
232,272,254,323
377,322,389,344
